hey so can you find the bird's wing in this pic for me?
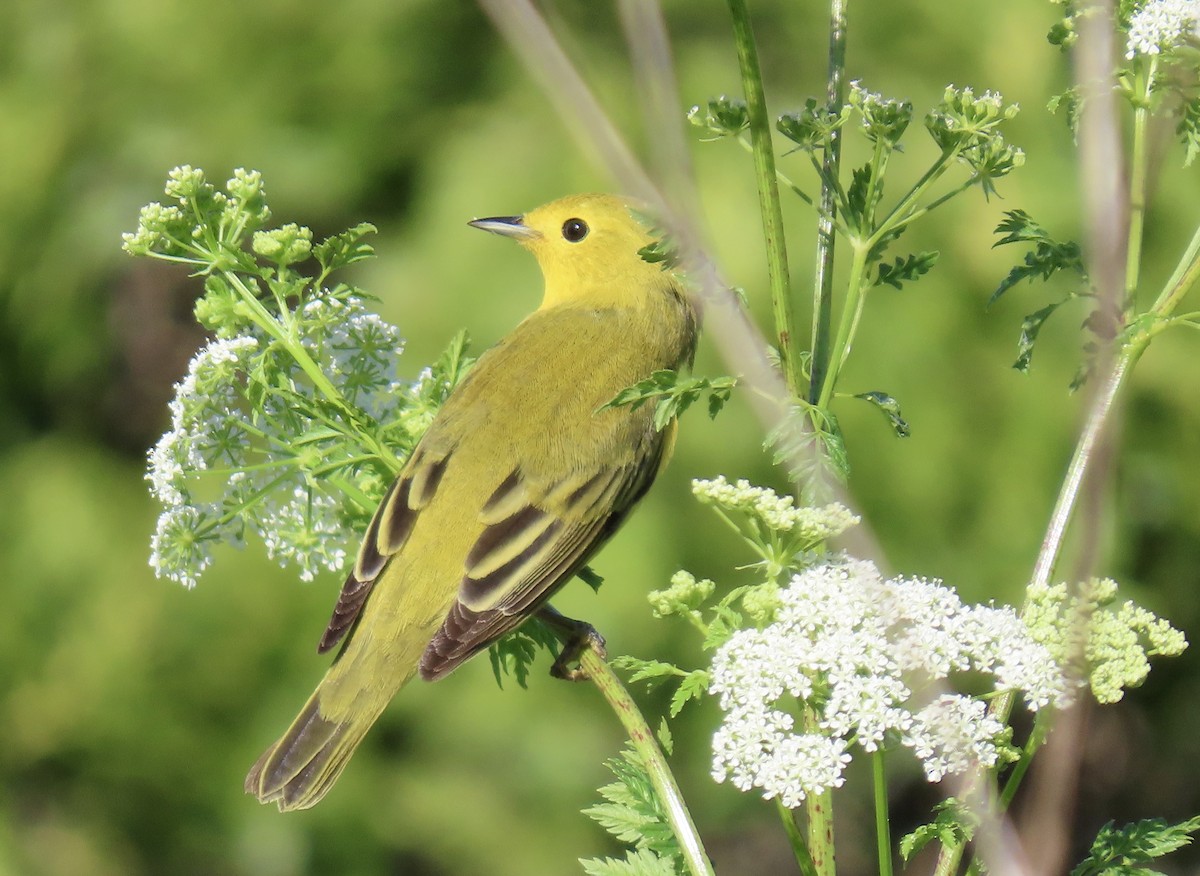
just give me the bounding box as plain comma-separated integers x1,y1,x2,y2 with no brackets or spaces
418,421,675,681
317,448,450,654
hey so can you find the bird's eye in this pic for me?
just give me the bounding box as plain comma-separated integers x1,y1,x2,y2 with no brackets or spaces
562,218,589,243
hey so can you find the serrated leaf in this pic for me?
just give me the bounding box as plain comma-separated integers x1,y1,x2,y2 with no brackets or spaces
314,222,377,274
845,162,873,228
610,657,685,686
580,848,678,876
669,671,710,717
656,719,674,755
990,210,1086,306
1177,97,1200,168
874,251,939,290
600,371,737,433
1071,816,1200,876
853,391,911,437
488,618,560,689
1014,301,1065,372
900,798,979,862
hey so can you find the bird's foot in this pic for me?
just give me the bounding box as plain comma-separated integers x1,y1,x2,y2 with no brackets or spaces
536,605,607,681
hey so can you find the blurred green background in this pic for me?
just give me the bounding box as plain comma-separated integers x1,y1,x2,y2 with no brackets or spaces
3,0,1198,873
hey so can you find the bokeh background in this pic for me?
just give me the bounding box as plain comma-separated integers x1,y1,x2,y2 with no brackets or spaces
3,1,1198,873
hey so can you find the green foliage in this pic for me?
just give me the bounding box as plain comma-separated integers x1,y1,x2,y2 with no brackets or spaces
1071,815,1200,876
990,209,1091,373
581,747,686,875
873,251,939,291
852,391,911,438
600,370,737,432
487,617,563,690
899,798,980,862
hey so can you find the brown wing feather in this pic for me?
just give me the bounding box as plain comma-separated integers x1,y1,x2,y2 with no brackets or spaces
418,425,672,681
316,451,448,655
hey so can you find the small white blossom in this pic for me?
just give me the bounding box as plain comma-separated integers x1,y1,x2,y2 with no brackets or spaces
150,505,216,589
257,485,350,582
709,558,1070,805
1126,0,1200,57
903,695,1006,781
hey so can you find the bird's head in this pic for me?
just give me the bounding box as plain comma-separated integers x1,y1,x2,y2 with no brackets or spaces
469,194,674,310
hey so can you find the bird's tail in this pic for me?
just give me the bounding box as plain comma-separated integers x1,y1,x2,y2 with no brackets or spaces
244,684,387,811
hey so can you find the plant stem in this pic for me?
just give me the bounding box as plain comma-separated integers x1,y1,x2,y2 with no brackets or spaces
809,0,849,407
872,750,894,876
578,643,715,876
725,0,801,397
815,240,870,409
806,787,836,876
1151,218,1200,317
1125,59,1154,305
1028,345,1137,592
775,799,820,876
802,707,836,875
999,710,1051,809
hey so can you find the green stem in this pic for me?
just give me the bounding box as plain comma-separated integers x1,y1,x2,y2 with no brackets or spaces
803,706,836,875
873,750,894,876
578,645,715,876
1150,218,1200,317
815,240,870,409
725,0,801,397
809,0,849,407
1125,59,1154,305
868,147,958,250
999,710,1052,809
775,798,820,876
222,271,345,405
933,841,964,876
1027,344,1139,593
806,787,836,876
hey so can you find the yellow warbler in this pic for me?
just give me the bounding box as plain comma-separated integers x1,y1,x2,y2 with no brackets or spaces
246,193,698,810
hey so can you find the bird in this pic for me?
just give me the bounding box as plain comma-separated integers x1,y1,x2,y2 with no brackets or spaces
245,193,699,810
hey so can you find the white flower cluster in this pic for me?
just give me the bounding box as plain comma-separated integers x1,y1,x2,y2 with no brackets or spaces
1126,0,1200,57
691,476,859,540
298,297,406,421
147,299,408,587
709,559,1072,806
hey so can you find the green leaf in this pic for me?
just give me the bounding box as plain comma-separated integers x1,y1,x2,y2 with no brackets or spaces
656,719,674,756
314,222,378,273
577,565,605,593
610,657,686,686
873,251,939,290
1014,301,1065,372
765,404,850,487
991,209,1086,306
853,391,911,437
583,748,683,866
669,670,710,718
580,849,679,876
844,162,873,229
900,798,979,862
599,371,737,433
1071,816,1200,876
487,618,560,689
1177,97,1200,168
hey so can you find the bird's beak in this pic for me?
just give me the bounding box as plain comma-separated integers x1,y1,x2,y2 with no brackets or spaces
468,215,542,241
